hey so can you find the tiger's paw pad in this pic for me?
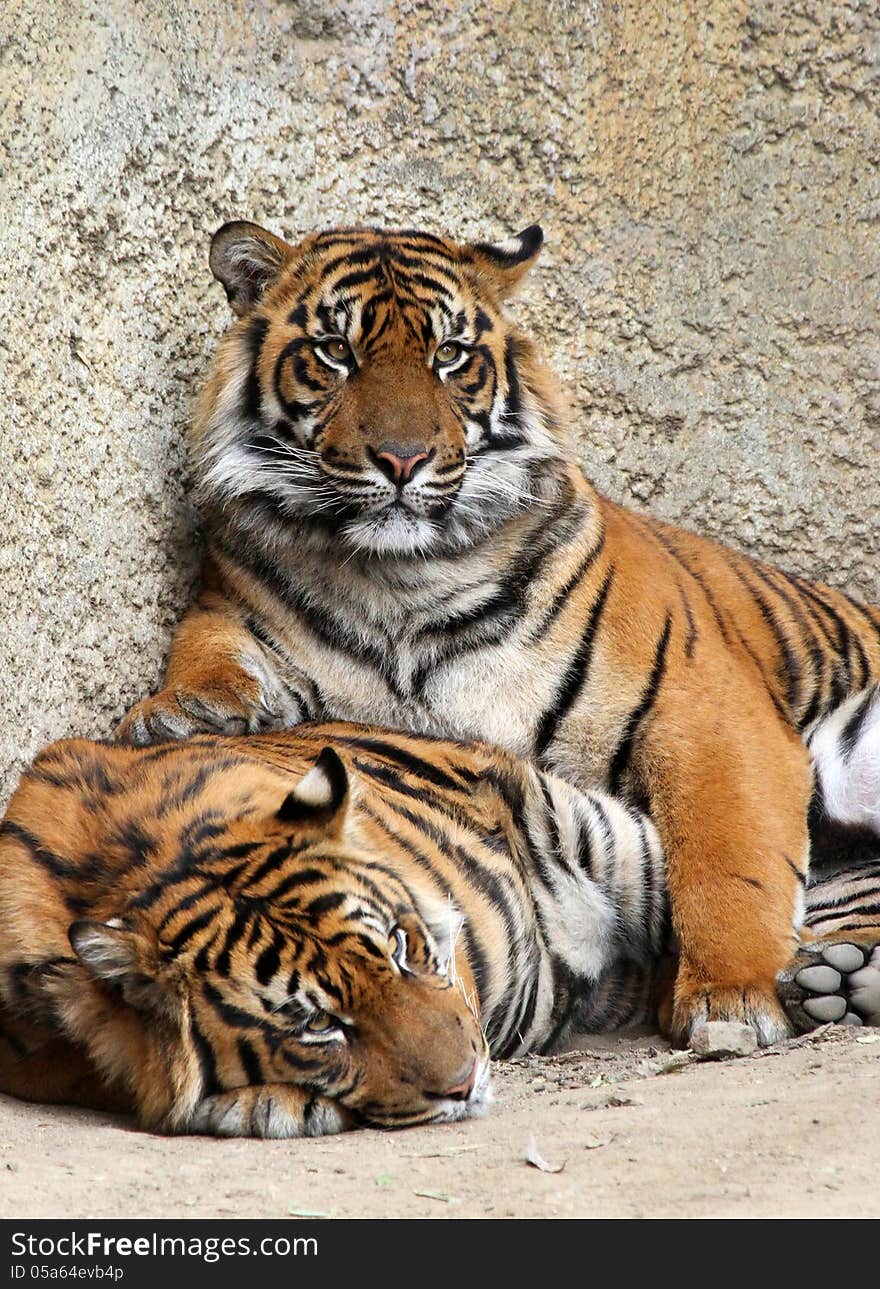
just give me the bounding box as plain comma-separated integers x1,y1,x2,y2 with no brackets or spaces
778,942,880,1031
674,985,792,1050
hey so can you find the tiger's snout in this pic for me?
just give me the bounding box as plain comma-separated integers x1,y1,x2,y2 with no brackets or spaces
368,443,434,487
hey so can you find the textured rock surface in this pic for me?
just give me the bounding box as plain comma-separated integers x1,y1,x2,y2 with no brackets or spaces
691,1021,758,1059
2,0,880,805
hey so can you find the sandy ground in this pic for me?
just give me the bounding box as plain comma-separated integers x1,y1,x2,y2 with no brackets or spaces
1,1026,877,1220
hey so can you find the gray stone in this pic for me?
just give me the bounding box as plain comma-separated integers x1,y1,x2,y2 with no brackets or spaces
690,1022,758,1059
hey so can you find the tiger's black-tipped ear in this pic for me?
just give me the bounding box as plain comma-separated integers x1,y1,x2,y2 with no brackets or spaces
69,918,168,1014
466,225,544,298
278,748,350,826
209,220,296,316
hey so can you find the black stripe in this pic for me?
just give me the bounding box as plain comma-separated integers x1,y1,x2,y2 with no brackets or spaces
254,930,284,987
242,316,269,422
167,907,217,955
733,874,765,891
534,568,615,757
724,555,802,716
633,813,660,950
642,523,730,644
237,1036,263,1085
214,907,251,977
335,735,468,791
751,562,827,728
839,590,880,650
841,690,876,758
783,853,807,887
189,1015,220,1096
0,821,78,880
531,526,606,641
306,891,347,918
218,533,404,695
240,842,301,890
202,981,280,1037
795,578,868,695
608,615,672,796
674,576,698,659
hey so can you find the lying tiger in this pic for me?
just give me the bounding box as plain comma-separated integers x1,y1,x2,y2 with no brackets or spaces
2,726,877,1137
117,218,880,1048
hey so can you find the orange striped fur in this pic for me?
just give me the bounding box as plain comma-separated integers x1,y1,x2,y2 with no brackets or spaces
2,728,878,1134
118,221,880,1047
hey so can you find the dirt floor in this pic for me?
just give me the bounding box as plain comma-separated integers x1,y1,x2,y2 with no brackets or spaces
1,1025,877,1220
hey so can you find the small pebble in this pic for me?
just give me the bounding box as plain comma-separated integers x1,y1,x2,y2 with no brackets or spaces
690,1021,757,1059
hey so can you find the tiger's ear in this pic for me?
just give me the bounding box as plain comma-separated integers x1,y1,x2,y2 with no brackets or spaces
69,918,169,1014
465,225,544,298
277,747,350,830
209,220,296,316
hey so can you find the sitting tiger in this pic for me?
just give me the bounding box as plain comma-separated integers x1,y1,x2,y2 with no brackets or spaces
118,218,880,1049
1,726,877,1137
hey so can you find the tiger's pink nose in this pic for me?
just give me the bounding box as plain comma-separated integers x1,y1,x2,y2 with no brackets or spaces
370,443,432,485
441,1060,478,1102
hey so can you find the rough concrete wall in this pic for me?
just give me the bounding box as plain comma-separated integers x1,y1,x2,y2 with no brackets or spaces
2,0,879,804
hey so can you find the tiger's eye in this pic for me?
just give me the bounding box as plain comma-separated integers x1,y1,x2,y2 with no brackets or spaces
321,337,351,362
305,1011,334,1033
434,341,461,365
389,926,408,969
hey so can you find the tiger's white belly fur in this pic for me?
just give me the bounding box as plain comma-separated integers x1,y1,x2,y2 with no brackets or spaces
807,687,880,834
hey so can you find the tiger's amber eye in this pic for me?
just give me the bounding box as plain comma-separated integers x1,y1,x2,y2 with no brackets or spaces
434,341,461,365
321,337,351,362
305,1011,334,1033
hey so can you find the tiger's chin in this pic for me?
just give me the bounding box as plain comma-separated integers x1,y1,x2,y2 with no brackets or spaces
342,506,442,557
431,1061,494,1125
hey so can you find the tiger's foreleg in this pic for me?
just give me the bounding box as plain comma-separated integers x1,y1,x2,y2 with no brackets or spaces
644,692,814,1047
180,1084,355,1139
117,589,309,745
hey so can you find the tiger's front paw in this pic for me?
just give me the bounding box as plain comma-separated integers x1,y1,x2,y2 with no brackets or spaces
182,1085,354,1138
117,685,279,746
777,940,880,1032
672,980,792,1049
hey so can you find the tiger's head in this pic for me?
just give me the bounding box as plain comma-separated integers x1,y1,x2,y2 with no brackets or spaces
66,747,490,1135
194,220,570,557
